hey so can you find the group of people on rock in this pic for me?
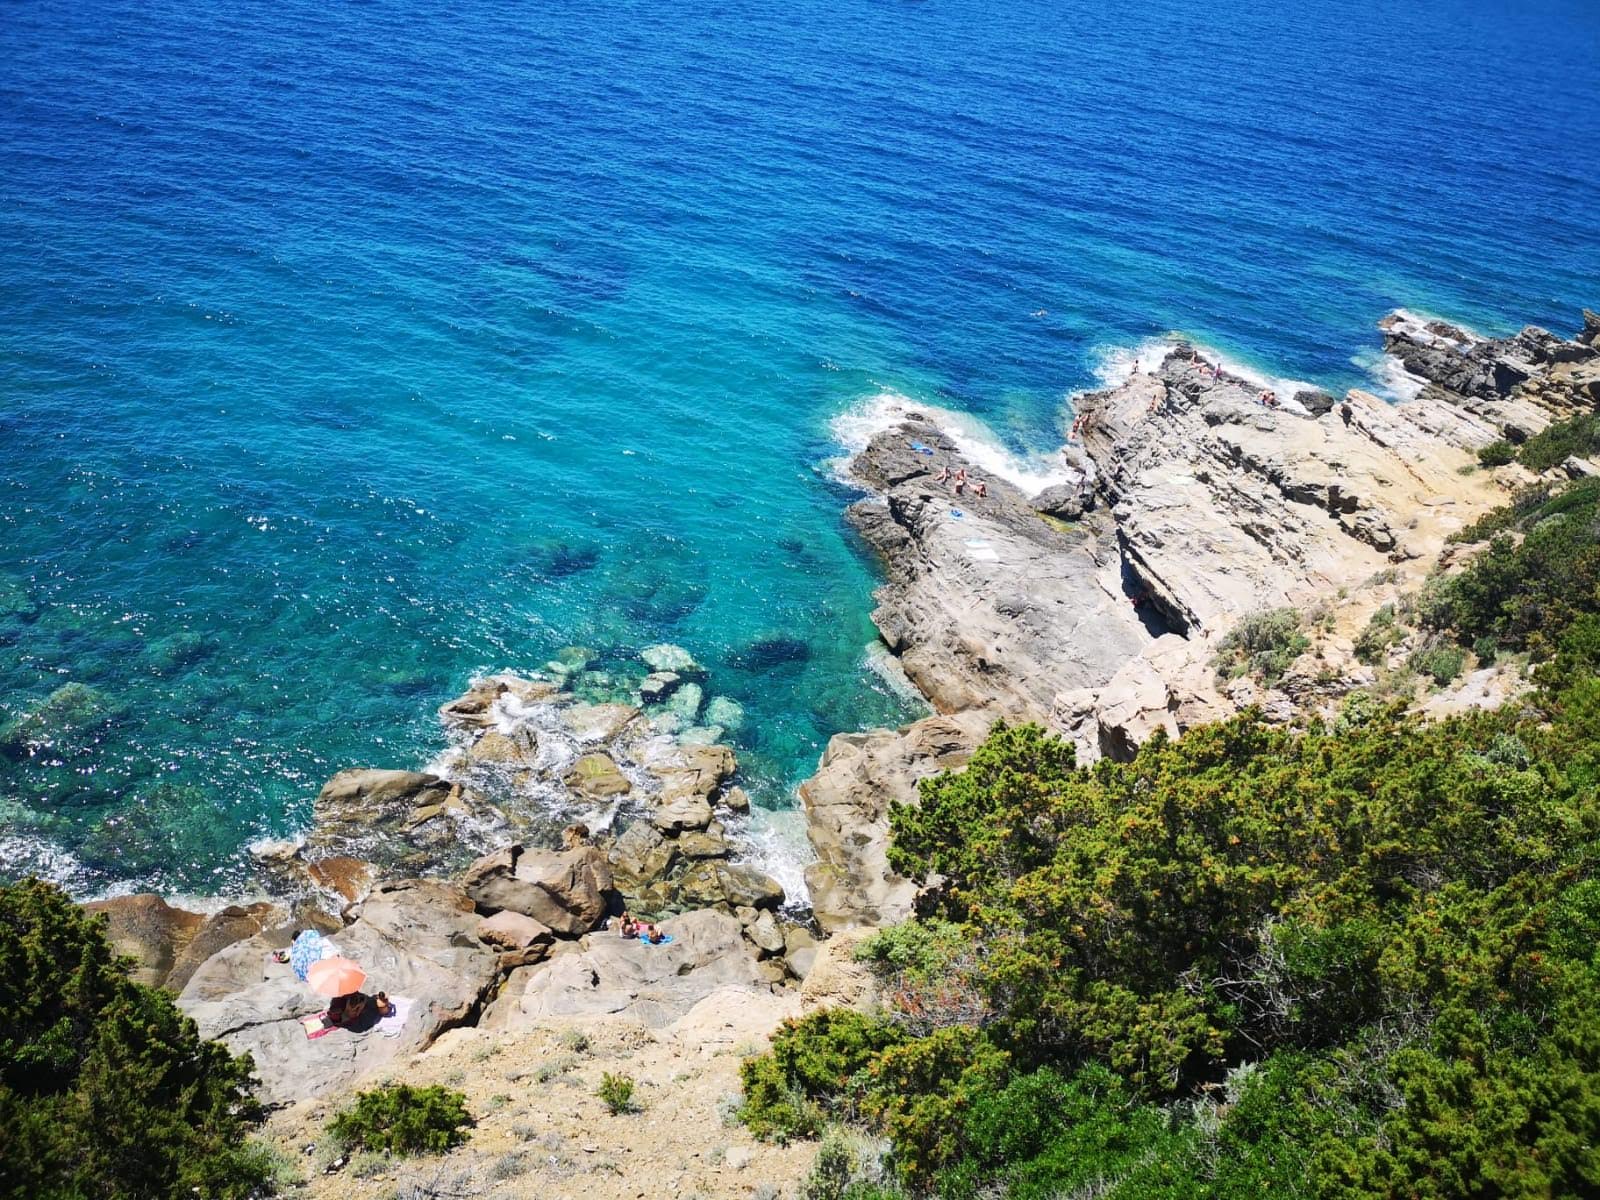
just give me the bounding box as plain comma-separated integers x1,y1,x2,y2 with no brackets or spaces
934,464,987,498
617,911,666,943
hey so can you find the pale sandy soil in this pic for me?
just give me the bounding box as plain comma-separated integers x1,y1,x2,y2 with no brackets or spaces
265,987,815,1200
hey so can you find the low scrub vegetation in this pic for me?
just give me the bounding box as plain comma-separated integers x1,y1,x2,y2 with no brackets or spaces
740,475,1600,1198
327,1083,472,1157
1210,606,1309,685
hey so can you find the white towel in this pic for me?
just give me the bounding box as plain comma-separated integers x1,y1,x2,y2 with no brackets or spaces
377,995,415,1039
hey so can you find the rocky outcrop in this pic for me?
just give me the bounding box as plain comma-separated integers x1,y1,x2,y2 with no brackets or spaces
799,710,993,933
802,310,1599,930
846,420,1153,721
84,893,207,990
301,768,511,878
500,908,770,1028
178,878,501,1106
462,843,615,937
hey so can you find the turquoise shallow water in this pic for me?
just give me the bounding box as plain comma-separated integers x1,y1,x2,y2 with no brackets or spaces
2,0,1598,895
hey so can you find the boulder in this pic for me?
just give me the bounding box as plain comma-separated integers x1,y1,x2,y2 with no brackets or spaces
800,711,992,932
639,671,682,704
437,678,508,727
720,785,751,813
647,743,736,800
676,862,784,911
652,793,714,834
677,830,730,859
461,844,615,937
82,893,205,990
178,878,500,1107
607,822,679,897
305,768,509,875
165,903,280,994
304,856,377,906
478,909,555,951
640,644,703,675
703,696,745,731
564,752,631,798
748,910,785,956
562,702,640,743
665,682,704,722
1029,481,1088,520
468,727,539,767
1293,389,1339,416
504,908,767,1028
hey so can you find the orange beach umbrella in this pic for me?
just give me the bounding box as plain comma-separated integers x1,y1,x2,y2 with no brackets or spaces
306,956,367,997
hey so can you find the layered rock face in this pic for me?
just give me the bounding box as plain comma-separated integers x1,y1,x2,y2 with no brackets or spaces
804,310,1599,929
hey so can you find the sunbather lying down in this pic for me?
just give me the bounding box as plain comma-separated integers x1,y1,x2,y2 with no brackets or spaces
327,990,395,1027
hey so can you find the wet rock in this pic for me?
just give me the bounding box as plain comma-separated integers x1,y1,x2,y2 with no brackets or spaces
639,671,681,704
1029,481,1089,519
677,724,725,745
652,793,714,834
665,682,704,722
305,769,509,875
703,696,745,731
647,743,736,800
640,644,703,675
562,702,640,743
461,844,615,937
468,727,539,767
720,785,751,813
564,752,631,798
438,678,508,727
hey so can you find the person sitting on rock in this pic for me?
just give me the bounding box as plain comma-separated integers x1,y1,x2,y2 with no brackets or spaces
935,465,950,484
953,468,967,495
644,924,666,945
618,911,638,938
973,480,988,498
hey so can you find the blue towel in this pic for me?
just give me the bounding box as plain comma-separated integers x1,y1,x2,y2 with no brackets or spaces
908,441,934,455
950,508,965,519
638,933,675,946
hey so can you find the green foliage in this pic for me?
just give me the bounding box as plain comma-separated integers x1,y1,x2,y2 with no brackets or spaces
327,1083,472,1157
1408,636,1466,686
1514,410,1600,472
1430,477,1600,659
1476,438,1516,466
802,1128,858,1200
0,878,269,1200
1210,607,1310,684
1351,604,1403,665
597,1072,638,1115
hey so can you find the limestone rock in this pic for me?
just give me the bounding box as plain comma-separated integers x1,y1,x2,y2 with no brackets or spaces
304,856,377,906
437,678,507,727
505,908,766,1028
469,727,539,767
562,702,640,743
608,822,679,897
564,752,631,798
640,644,704,675
461,844,615,937
799,929,880,1013
178,878,500,1107
748,910,785,956
304,769,509,877
652,793,714,834
799,710,992,932
676,862,784,910
720,785,751,813
166,903,280,994
677,830,730,859
82,893,205,990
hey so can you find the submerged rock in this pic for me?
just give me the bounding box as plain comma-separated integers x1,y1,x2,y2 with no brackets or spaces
640,643,703,675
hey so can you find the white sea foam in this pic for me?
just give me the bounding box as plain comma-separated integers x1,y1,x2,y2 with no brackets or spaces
1087,335,1322,408
829,390,1075,495
737,805,813,912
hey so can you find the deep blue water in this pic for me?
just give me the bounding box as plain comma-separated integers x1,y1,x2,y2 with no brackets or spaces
2,0,1597,895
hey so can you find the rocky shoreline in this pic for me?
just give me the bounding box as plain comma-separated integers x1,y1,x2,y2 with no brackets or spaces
801,307,1600,932
75,304,1600,1191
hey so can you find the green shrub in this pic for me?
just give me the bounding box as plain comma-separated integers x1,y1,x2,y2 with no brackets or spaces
739,1011,906,1143
1353,604,1404,665
738,1054,824,1143
1515,411,1600,472
0,879,270,1200
801,1127,857,1200
1409,637,1467,687
1477,438,1516,466
327,1083,472,1156
597,1072,638,1115
1212,607,1310,684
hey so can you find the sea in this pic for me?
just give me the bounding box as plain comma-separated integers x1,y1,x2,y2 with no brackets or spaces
2,0,1597,897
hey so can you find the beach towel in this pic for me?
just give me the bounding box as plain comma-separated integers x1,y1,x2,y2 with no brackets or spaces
637,933,675,946
950,509,966,520
302,1012,335,1040
288,929,341,982
377,995,415,1039
908,441,934,455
